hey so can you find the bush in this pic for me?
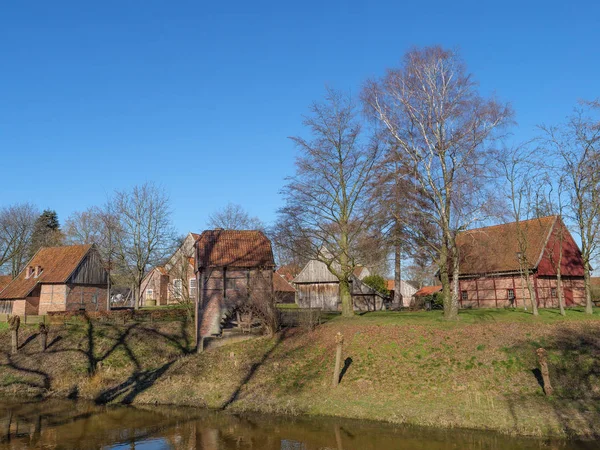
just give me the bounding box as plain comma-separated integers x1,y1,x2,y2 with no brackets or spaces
362,274,390,297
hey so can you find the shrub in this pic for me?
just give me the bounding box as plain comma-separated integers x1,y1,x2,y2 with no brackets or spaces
362,274,390,297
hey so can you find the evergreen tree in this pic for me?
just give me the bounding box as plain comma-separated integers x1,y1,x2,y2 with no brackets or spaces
28,210,63,258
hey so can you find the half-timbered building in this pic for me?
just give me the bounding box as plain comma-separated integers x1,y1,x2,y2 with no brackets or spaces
196,230,275,337
454,216,585,308
0,244,109,315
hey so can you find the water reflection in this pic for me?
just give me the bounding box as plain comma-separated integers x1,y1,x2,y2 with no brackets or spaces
0,400,594,449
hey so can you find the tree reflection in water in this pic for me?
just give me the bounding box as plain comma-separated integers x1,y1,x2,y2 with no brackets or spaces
0,400,596,450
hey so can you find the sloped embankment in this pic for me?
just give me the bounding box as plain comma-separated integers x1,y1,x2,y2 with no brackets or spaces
1,312,599,438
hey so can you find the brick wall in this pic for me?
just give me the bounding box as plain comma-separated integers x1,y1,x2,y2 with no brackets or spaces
199,268,273,337
66,285,108,312
457,274,586,308
39,284,68,315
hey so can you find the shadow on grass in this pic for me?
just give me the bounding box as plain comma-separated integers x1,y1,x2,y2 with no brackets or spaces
506,323,600,438
220,329,289,410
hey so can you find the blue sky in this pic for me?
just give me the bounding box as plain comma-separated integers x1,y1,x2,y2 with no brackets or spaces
1,0,599,235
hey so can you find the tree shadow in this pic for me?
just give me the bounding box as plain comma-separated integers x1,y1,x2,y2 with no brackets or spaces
94,360,175,405
220,329,288,410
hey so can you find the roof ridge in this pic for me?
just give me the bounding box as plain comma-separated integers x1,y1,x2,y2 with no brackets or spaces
460,215,557,234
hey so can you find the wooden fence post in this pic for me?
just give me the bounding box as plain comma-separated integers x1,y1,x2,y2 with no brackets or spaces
332,332,344,387
8,315,20,354
39,323,49,352
536,348,553,396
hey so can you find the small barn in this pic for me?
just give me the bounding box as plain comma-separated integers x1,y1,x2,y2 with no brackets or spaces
273,272,296,303
0,244,109,315
196,230,275,337
386,279,419,308
454,215,585,308
293,259,387,311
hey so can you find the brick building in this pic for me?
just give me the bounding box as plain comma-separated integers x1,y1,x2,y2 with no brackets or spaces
196,230,275,337
0,244,109,315
454,216,585,308
140,232,200,306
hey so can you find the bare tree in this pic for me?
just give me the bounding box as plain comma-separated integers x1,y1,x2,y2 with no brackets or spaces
279,88,380,317
495,144,541,315
207,203,265,230
109,183,176,309
363,46,512,319
540,100,600,314
0,203,38,277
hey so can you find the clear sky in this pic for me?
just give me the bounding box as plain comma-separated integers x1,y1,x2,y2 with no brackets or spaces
1,0,599,235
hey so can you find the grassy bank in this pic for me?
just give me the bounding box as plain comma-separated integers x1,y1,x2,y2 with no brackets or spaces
1,309,599,438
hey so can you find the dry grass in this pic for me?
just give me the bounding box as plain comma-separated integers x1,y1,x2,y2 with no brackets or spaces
1,310,600,438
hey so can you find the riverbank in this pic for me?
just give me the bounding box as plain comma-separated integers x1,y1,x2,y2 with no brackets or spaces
1,309,599,439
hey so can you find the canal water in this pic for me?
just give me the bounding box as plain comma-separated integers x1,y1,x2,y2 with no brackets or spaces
0,400,595,449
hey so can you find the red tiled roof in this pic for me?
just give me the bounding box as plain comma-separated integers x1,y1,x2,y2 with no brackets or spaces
273,272,296,293
353,266,366,278
276,264,301,282
414,285,442,297
0,245,93,300
386,280,394,291
196,230,275,268
0,275,12,293
591,277,600,286
456,216,557,276
191,233,201,240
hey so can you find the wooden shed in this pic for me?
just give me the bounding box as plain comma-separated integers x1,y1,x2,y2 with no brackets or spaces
293,259,387,311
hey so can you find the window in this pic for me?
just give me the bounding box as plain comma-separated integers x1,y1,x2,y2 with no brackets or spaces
461,290,468,301
146,289,154,300
551,288,557,298
507,289,515,300
173,279,182,299
189,278,197,298
226,278,238,290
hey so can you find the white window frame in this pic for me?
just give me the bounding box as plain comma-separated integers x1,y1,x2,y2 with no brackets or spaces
146,288,154,300
173,279,183,299
189,278,197,296
507,289,515,300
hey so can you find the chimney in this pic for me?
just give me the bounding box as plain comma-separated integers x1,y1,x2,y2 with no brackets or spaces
34,265,43,278
25,266,33,279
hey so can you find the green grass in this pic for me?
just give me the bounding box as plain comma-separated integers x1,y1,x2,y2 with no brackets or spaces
343,307,600,326
0,323,7,331
276,303,300,310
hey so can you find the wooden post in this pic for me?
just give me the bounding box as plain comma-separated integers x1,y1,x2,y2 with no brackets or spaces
536,348,553,396
332,332,344,387
39,323,49,352
8,315,20,354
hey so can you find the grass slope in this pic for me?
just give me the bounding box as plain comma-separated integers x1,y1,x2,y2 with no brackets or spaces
1,309,599,438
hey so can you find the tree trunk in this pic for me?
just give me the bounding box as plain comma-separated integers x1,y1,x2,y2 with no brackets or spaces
106,267,111,311
444,242,459,321
134,283,140,310
557,272,565,316
524,271,539,316
394,240,403,308
339,279,353,317
439,245,454,319
584,264,593,314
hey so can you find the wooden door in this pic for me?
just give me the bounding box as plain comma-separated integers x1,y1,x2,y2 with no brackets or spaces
564,288,574,306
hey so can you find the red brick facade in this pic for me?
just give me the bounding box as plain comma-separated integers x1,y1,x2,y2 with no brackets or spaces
199,268,273,337
455,216,586,309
